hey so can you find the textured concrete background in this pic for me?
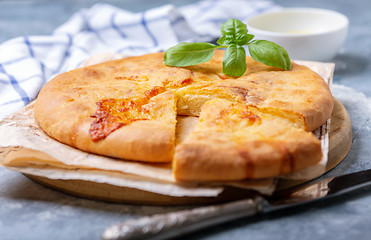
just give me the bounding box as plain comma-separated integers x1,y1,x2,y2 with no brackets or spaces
1,0,371,239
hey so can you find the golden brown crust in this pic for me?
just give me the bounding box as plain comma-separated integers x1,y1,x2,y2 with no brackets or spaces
174,138,322,180
35,65,178,163
71,119,175,162
173,99,322,181
34,51,332,180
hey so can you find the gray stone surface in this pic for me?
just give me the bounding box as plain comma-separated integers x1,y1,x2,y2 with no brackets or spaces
1,0,371,239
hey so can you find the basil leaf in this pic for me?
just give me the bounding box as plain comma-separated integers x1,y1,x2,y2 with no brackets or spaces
164,42,219,67
248,40,292,70
223,44,247,77
221,18,248,37
217,35,233,46
240,33,255,45
220,18,252,45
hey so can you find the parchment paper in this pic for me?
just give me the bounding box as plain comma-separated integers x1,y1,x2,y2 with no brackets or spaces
0,56,334,197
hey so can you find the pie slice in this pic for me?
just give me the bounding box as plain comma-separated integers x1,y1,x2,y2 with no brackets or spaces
173,98,322,181
34,65,178,162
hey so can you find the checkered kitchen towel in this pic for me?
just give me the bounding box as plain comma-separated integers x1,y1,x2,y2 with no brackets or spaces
0,0,280,119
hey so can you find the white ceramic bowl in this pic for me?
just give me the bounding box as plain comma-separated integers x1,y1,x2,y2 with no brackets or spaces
246,8,349,61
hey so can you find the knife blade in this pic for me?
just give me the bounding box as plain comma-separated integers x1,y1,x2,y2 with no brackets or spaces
101,169,371,240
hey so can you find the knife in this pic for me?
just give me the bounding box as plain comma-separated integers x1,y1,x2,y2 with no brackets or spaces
101,169,371,240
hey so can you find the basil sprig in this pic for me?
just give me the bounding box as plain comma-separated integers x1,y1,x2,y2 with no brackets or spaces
164,18,291,77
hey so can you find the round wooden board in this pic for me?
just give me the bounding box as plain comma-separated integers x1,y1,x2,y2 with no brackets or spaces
26,98,352,205
326,98,352,171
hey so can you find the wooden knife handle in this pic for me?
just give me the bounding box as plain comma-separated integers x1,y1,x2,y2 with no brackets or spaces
101,197,264,240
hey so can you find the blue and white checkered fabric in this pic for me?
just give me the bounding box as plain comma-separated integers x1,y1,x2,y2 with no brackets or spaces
0,0,279,119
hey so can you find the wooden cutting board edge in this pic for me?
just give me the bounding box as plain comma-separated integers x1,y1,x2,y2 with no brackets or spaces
25,98,352,206
276,98,352,190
